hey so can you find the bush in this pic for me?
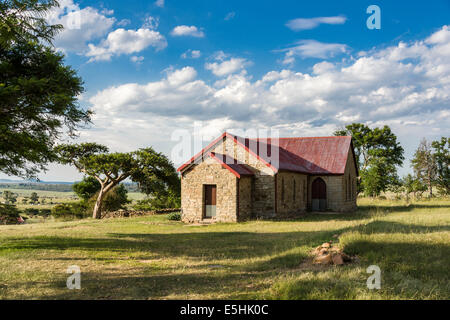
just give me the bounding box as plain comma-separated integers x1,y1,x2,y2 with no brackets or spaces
51,202,89,220
134,190,180,211
168,212,181,221
0,204,20,225
23,208,40,216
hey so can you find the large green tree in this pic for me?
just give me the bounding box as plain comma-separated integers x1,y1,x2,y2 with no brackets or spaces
73,176,101,202
431,137,449,195
411,138,437,197
334,123,404,197
56,143,180,219
0,0,91,178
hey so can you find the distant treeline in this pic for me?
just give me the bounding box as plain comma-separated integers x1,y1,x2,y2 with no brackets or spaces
0,183,140,193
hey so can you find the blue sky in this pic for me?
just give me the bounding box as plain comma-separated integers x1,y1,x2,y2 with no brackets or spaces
2,0,450,181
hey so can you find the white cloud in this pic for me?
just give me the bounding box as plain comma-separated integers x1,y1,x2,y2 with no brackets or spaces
286,16,347,31
86,26,450,172
280,40,348,64
117,19,131,27
205,57,250,76
142,16,159,30
155,0,165,8
86,28,167,62
170,25,205,37
181,49,201,59
224,12,236,21
46,0,115,52
130,56,144,64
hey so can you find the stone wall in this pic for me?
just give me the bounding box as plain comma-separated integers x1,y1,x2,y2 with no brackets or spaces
181,157,238,223
238,176,252,220
276,172,308,215
211,136,276,216
306,148,358,212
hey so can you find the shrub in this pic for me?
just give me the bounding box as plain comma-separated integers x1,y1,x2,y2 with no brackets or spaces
134,190,180,211
51,202,89,220
0,204,20,225
168,212,181,221
23,208,40,216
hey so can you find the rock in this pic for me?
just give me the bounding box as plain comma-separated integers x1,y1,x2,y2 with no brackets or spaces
314,253,332,265
332,253,344,265
341,253,352,262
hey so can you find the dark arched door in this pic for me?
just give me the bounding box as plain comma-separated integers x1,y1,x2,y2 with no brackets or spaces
312,178,326,211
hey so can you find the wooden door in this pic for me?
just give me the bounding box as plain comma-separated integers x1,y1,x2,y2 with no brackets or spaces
311,178,326,211
204,185,216,218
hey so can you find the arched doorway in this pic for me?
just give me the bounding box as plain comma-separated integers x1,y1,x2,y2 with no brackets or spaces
311,178,327,211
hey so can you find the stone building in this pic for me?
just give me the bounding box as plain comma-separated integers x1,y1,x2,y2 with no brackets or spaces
178,132,358,223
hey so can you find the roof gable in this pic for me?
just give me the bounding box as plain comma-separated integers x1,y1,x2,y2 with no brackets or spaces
177,132,354,175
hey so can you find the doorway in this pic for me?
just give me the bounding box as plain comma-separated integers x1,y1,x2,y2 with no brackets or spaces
204,184,216,218
311,178,326,211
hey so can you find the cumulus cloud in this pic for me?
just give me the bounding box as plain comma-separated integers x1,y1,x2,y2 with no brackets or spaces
86,28,167,62
205,56,250,76
280,40,348,64
87,26,450,169
46,0,115,52
155,0,165,7
170,25,205,37
181,49,201,59
286,16,347,31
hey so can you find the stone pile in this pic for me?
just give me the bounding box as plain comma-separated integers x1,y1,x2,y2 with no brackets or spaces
312,241,353,265
101,208,180,219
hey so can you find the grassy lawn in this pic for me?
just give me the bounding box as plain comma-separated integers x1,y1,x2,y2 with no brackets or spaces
0,198,448,300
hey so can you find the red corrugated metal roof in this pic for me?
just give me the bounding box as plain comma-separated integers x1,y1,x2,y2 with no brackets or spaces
177,132,354,175
250,136,353,175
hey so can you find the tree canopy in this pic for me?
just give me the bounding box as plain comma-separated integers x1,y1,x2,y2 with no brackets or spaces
56,143,180,218
0,0,91,178
431,137,449,195
335,123,404,197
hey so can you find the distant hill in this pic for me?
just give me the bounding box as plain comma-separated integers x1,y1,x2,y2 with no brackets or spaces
0,180,140,193
0,179,73,184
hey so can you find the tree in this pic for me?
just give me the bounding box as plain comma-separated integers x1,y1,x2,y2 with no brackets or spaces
334,123,404,196
56,143,180,219
30,192,39,204
88,184,131,213
73,176,101,202
0,0,91,178
411,139,437,197
403,174,427,200
431,137,449,195
2,190,17,204
0,0,63,47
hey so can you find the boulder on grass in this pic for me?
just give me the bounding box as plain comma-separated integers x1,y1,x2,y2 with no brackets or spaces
313,253,332,265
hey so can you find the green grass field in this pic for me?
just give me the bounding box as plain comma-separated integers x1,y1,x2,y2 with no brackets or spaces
0,188,147,210
0,198,448,300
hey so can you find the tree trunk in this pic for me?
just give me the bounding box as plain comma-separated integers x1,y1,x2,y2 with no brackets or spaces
93,189,105,219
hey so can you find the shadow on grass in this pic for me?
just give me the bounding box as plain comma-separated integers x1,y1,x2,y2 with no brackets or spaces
1,230,338,260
